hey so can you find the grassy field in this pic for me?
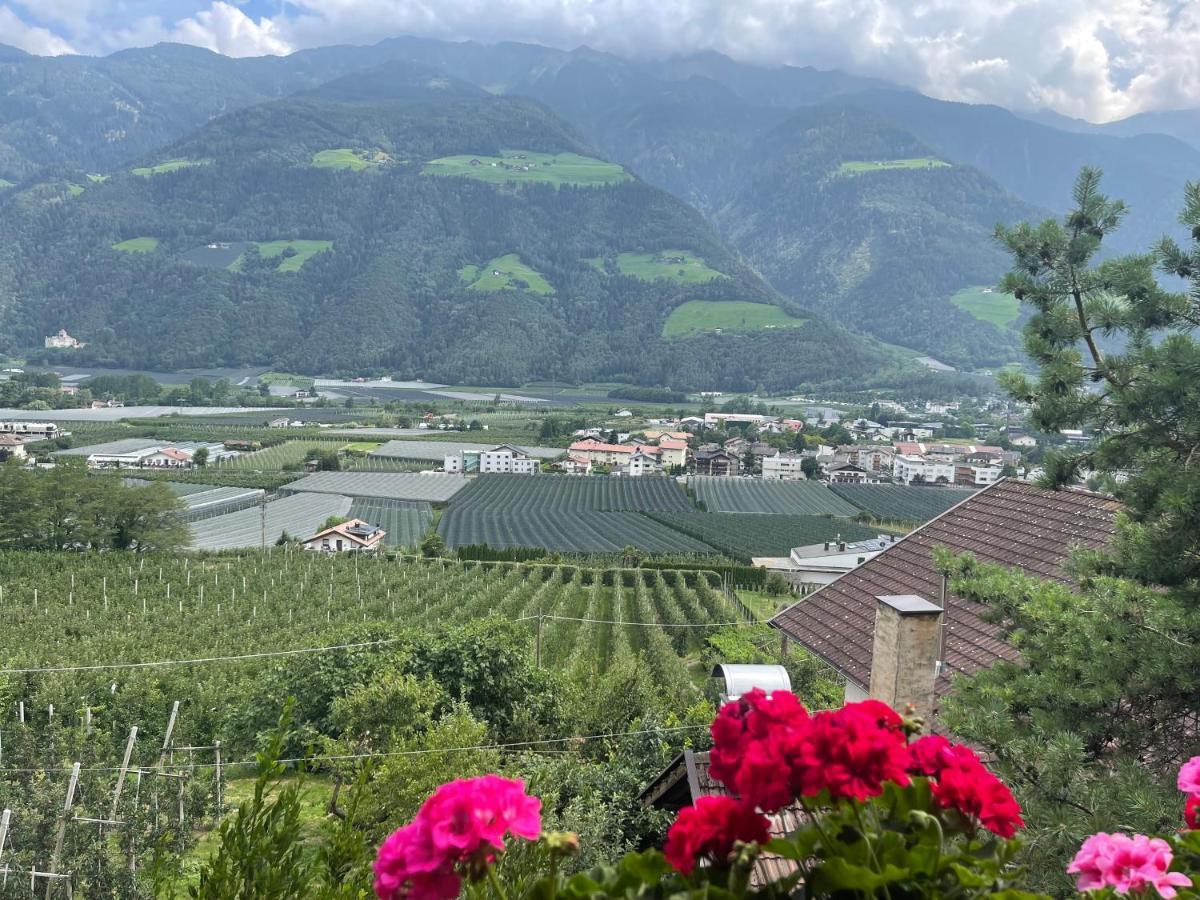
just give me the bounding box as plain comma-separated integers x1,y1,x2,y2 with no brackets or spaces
663,300,807,338
0,178,13,189
950,285,1020,327
342,441,382,452
112,236,160,253
424,150,630,187
132,158,211,177
87,173,108,183
255,239,334,272
458,253,554,294
839,157,951,175
607,250,725,284
67,183,85,196
311,148,392,170
180,776,332,890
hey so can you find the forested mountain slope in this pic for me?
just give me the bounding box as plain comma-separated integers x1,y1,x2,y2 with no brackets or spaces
5,36,1196,373
0,90,900,390
710,105,1038,367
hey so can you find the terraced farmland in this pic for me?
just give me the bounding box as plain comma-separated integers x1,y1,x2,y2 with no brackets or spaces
450,474,695,512
348,498,433,548
189,492,350,550
646,513,883,562
280,471,468,502
689,477,860,516
217,440,339,470
438,509,717,554
828,484,976,524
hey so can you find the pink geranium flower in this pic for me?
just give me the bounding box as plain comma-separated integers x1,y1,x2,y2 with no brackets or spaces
1069,833,1193,899
1178,757,1200,796
373,775,542,900
422,775,542,861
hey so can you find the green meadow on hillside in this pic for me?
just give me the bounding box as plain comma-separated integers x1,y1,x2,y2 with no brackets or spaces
0,179,13,189
950,285,1020,327
838,157,951,175
586,250,725,284
311,148,392,170
253,239,334,272
132,158,211,177
458,253,554,294
662,300,807,337
425,150,629,186
112,237,160,253
67,183,85,196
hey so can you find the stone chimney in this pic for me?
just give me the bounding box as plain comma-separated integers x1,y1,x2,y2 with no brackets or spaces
868,595,943,718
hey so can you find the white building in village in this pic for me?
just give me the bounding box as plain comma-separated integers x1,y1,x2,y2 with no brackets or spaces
762,452,807,481
892,454,956,485
443,444,540,475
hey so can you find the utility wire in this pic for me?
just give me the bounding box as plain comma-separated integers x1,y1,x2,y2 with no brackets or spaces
1,617,756,675
0,724,708,775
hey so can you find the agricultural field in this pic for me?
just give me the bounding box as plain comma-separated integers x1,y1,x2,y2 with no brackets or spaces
950,286,1021,328
458,254,554,294
52,437,162,457
67,182,85,196
250,239,333,272
439,509,717,554
690,477,861,516
112,236,160,253
174,485,266,522
311,148,392,170
424,150,630,187
180,241,251,269
0,178,13,189
347,498,433,548
828,484,976,524
838,157,951,175
279,471,469,503
662,300,806,338
612,250,725,284
646,513,883,562
449,473,695,513
217,440,340,470
189,491,350,549
370,440,562,461
132,158,211,177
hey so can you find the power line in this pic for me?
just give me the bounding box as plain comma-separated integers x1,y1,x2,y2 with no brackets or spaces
0,724,708,775
0,637,409,675
1,617,756,675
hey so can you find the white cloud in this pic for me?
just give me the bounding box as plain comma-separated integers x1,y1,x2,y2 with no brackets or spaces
6,0,1200,121
167,1,290,56
0,4,75,54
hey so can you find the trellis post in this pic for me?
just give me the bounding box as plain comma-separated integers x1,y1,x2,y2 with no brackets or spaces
44,762,80,900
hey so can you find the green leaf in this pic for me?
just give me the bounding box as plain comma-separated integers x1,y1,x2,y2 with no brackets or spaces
812,857,911,892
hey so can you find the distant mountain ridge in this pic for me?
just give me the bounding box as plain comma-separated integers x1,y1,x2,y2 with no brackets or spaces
0,89,904,391
2,36,1198,376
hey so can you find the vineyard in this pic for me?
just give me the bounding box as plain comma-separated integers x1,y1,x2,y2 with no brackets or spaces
689,477,861,516
0,550,745,894
439,509,719,554
188,492,349,549
215,439,340,470
347,498,433,547
645,513,883,562
450,474,694,512
278,471,469,502
827,484,976,523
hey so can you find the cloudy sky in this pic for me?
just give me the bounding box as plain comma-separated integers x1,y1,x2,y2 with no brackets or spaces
3,0,1199,122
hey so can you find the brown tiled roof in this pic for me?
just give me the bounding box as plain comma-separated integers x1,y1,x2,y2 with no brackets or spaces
640,750,804,886
769,479,1121,694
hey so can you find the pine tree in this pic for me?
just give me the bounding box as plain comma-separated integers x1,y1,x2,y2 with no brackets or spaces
941,169,1200,892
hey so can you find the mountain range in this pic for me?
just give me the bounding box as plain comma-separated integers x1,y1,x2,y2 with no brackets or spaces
2,37,1198,389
